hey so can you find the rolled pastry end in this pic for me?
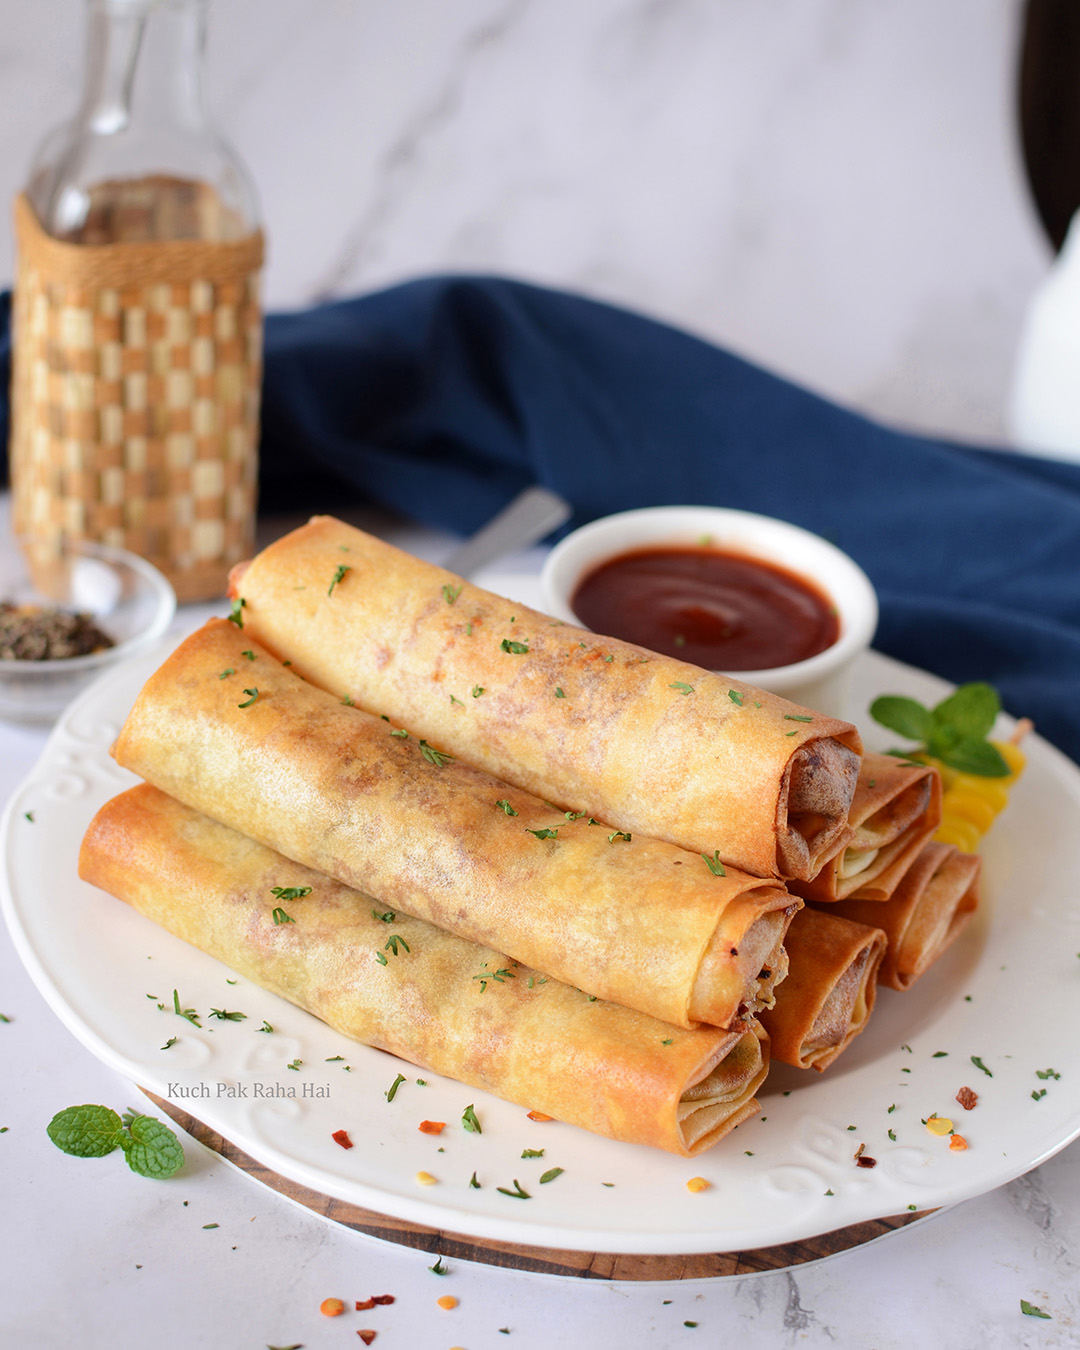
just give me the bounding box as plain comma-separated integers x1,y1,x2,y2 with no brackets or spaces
688,893,800,1027
778,736,862,881
758,907,887,1071
677,1019,769,1154
832,840,980,992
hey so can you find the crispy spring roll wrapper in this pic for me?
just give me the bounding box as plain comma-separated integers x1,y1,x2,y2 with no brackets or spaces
227,517,862,882
829,840,980,991
757,908,886,1071
80,786,770,1156
790,754,942,904
111,620,799,1029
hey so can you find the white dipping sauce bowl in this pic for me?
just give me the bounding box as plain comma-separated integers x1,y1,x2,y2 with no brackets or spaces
540,505,878,719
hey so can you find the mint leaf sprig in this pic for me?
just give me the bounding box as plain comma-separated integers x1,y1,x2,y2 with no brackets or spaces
869,682,1010,777
47,1104,185,1179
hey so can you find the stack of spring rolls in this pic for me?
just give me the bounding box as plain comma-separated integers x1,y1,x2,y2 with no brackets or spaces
79,516,980,1157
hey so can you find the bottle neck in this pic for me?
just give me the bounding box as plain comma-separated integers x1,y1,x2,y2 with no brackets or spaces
80,0,209,138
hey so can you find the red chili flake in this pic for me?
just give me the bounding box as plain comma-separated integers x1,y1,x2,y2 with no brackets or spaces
332,1129,354,1150
356,1298,375,1311
357,1332,377,1346
527,1110,554,1122
856,1155,878,1168
956,1086,978,1111
372,1295,395,1306
356,1296,395,1311
418,1120,446,1135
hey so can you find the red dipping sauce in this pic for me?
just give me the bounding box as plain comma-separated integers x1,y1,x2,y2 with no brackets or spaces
570,546,840,670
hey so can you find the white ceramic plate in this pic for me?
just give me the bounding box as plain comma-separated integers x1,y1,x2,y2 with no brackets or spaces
5,578,1080,1256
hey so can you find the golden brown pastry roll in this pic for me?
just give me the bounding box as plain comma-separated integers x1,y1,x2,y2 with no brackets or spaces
111,619,799,1029
226,517,862,882
757,908,886,1071
791,754,942,904
829,840,980,991
80,785,770,1157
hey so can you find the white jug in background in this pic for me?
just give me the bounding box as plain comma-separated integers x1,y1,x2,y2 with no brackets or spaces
1009,210,1080,462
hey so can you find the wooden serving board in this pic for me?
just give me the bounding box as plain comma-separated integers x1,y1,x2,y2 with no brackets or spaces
146,1091,934,1280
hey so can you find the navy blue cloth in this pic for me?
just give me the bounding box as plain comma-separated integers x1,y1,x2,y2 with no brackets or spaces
3,274,1079,761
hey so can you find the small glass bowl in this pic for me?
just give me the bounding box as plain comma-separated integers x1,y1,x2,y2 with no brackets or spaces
0,537,176,725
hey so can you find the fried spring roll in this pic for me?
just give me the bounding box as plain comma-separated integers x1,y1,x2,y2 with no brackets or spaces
80,786,770,1156
227,517,862,881
111,620,799,1029
829,840,980,991
791,754,942,904
757,908,886,1071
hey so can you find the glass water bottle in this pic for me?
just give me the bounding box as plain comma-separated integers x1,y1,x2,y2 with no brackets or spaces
11,0,264,602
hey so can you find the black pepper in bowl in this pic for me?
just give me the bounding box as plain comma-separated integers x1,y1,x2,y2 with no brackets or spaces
0,602,116,661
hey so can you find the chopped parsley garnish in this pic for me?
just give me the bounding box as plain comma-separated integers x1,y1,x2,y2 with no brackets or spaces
384,934,409,957
500,639,529,654
888,1129,896,1141
702,850,727,877
429,1255,448,1274
450,694,464,706
462,1104,482,1134
521,1148,544,1158
469,1171,481,1189
372,909,396,923
496,1178,531,1199
390,728,409,739
327,564,350,596
160,1037,177,1050
257,1021,273,1033
471,685,485,698
442,583,462,605
496,800,518,816
385,1073,406,1102
237,688,258,708
271,886,311,902
1021,1300,1051,1319
286,1059,302,1071
228,596,246,628
1036,1068,1061,1079
526,827,559,840
342,694,355,705
474,965,515,992
607,830,632,843
971,1055,993,1078
218,668,234,679
555,687,565,698
241,650,256,661
539,1167,563,1184
375,951,388,966
669,682,694,695
932,1051,948,1058
208,1008,247,1022
728,689,744,706
271,908,295,925
1032,1088,1047,1102
172,990,200,1027
419,740,453,767
784,714,813,723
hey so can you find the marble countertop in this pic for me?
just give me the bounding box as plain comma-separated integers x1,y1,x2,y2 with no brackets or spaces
2,501,1080,1350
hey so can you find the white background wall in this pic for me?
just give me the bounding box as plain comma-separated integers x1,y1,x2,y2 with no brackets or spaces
0,0,1054,446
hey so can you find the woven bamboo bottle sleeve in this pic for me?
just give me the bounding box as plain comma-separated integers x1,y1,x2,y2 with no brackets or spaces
10,192,265,602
